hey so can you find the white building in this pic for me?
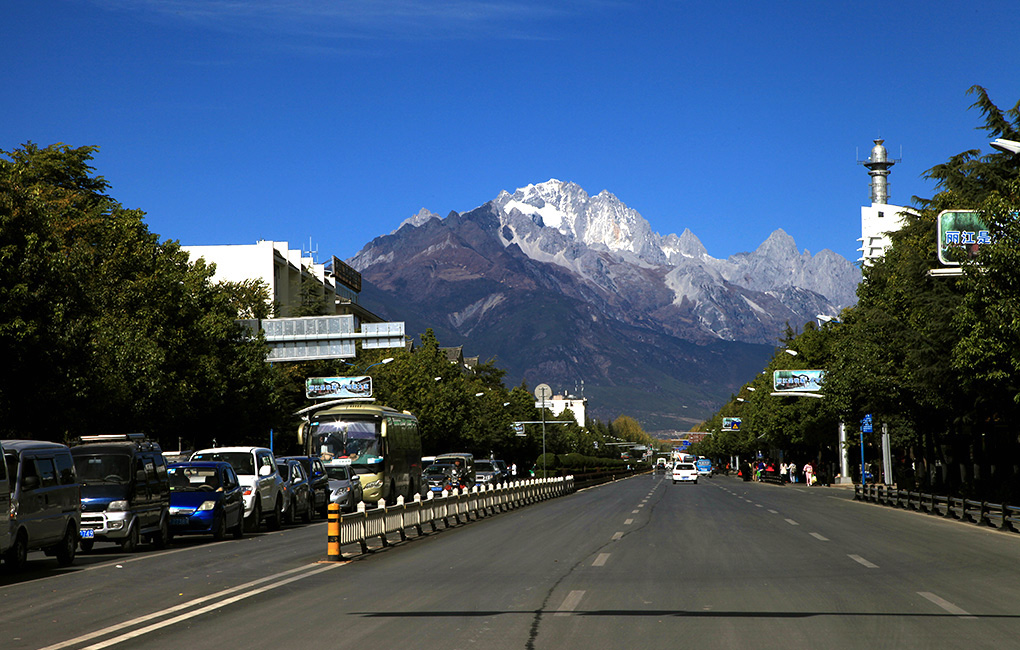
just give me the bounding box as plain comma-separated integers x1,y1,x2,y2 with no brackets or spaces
183,240,376,321
535,392,587,427
857,139,915,264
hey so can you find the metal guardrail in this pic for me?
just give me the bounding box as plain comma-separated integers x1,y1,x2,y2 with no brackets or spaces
854,484,1020,534
326,476,575,560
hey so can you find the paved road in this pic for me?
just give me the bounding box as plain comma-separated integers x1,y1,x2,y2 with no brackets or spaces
3,475,1019,649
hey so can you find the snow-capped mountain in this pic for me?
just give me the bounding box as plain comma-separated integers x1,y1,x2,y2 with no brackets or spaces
351,179,860,429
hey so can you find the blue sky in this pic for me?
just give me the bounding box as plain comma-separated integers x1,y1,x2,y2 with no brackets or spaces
4,1,1018,265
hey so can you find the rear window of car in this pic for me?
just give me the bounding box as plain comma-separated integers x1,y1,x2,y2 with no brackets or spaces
677,464,695,470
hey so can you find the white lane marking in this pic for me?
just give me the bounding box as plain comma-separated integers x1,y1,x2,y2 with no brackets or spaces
624,518,634,525
632,509,640,514
848,554,879,569
784,518,799,526
554,590,586,616
809,532,829,541
755,504,763,508
637,504,645,508
768,509,779,514
611,532,623,541
918,592,976,619
593,553,610,567
42,564,340,650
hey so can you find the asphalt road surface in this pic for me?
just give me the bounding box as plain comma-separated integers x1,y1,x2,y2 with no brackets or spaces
3,474,1019,649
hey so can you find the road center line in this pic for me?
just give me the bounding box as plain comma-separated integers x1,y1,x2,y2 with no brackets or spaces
624,518,634,525
848,554,879,568
768,509,779,514
611,532,623,541
918,591,976,619
809,532,829,541
784,518,799,526
593,553,610,567
554,590,586,616
632,509,640,513
40,563,339,650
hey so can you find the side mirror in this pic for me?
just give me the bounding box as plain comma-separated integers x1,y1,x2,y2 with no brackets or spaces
21,475,40,491
259,465,273,477
352,475,361,483
136,470,147,483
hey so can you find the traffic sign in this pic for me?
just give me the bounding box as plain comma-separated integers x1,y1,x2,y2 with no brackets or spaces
861,414,873,433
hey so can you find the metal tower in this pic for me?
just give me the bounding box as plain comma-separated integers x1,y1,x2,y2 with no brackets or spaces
858,139,900,205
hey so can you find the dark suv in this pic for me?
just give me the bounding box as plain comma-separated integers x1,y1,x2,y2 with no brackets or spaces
72,434,171,552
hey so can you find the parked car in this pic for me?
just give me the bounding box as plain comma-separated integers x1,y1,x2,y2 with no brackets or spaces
276,458,312,524
672,462,699,485
167,462,245,541
279,455,329,518
1,439,81,570
474,460,502,487
72,434,170,552
324,462,363,513
190,446,283,532
491,459,510,483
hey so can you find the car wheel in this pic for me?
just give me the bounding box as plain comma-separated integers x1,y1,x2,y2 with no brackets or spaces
80,538,95,553
694,479,698,485
267,497,283,531
55,523,77,567
245,502,262,534
120,522,140,553
212,511,227,541
5,531,29,572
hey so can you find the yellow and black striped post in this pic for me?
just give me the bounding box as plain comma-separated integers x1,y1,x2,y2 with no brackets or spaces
326,503,341,561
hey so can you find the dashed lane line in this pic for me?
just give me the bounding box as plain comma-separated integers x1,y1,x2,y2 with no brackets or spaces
848,554,879,569
809,532,829,541
593,553,610,567
554,590,586,617
918,592,976,619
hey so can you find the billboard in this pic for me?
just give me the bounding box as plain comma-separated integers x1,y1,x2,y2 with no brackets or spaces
773,370,825,393
937,210,990,266
722,417,742,431
305,375,373,400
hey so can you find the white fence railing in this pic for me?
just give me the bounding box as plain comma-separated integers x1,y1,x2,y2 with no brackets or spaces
327,476,575,559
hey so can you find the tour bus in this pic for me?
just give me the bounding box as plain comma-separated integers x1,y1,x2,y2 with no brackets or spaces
297,399,423,506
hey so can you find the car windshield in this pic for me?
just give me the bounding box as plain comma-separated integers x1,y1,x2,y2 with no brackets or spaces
475,462,495,472
424,465,454,477
73,454,132,483
169,466,220,491
310,419,381,468
192,451,255,476
325,465,351,481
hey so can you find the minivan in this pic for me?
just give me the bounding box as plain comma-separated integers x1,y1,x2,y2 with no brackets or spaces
72,434,171,552
1,439,81,570
434,453,476,488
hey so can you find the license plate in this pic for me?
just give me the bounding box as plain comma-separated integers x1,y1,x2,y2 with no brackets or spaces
80,528,95,539
171,517,189,526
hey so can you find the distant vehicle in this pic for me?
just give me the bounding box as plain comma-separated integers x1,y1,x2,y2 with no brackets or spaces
491,459,510,483
276,458,312,524
167,462,245,541
423,463,459,494
1,439,81,570
474,460,502,487
672,462,698,485
299,401,423,505
190,446,284,532
435,453,475,488
324,462,363,513
280,456,329,518
73,434,171,552
695,458,713,477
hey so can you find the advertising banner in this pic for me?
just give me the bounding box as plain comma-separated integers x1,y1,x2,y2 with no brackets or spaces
722,417,742,431
773,370,825,392
937,210,990,266
305,376,373,400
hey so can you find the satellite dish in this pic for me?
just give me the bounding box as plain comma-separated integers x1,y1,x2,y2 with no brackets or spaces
535,383,552,401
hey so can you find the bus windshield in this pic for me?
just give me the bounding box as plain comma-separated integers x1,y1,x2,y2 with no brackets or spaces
310,418,382,473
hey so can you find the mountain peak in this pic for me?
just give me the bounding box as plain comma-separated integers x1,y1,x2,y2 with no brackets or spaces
395,208,441,233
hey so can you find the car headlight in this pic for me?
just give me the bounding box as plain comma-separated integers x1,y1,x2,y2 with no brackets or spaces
108,500,129,512
197,500,217,512
364,480,383,489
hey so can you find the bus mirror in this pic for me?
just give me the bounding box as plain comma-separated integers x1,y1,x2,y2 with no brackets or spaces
297,421,305,446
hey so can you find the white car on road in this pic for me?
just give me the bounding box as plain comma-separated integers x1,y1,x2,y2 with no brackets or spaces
672,462,698,485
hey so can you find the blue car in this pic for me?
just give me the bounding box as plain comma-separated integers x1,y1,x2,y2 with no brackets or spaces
167,462,245,541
